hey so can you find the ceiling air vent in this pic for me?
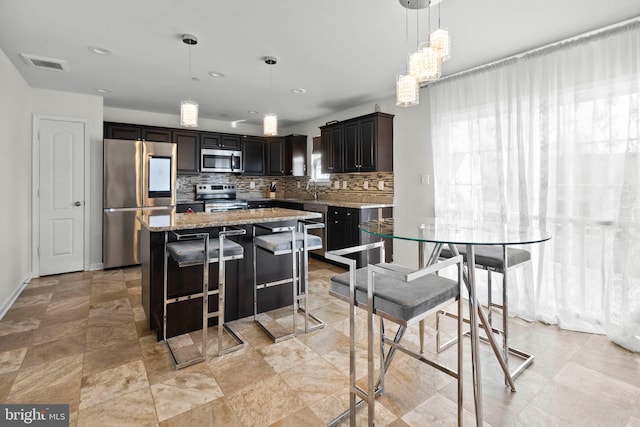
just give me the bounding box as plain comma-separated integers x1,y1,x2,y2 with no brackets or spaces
20,53,70,71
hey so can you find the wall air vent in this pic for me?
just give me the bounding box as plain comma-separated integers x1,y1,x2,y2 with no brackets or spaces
20,53,70,71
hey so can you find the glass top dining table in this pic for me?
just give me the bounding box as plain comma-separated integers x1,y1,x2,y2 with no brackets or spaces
359,217,551,246
359,217,551,426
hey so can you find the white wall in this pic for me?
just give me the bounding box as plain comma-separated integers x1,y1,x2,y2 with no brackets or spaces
0,49,33,315
31,89,104,270
284,91,435,268
104,107,263,136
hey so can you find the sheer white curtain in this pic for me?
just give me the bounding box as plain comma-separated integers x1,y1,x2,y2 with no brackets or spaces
428,22,640,352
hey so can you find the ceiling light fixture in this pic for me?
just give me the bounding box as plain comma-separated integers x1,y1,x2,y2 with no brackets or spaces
263,56,278,136
291,88,306,94
430,1,451,61
397,0,449,106
208,71,225,78
94,88,111,93
180,34,198,128
88,46,113,55
396,2,418,107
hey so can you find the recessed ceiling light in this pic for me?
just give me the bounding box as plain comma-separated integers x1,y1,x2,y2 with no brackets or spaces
208,71,225,78
88,46,113,55
291,88,306,94
191,76,200,82
94,88,111,93
248,110,259,115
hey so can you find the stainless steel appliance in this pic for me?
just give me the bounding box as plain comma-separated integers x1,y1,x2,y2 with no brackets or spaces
201,149,242,173
103,139,177,268
195,184,248,212
303,203,327,257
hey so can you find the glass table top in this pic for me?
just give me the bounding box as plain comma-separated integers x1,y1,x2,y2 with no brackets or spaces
359,217,551,246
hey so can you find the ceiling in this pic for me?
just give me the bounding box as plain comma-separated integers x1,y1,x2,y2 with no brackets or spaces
1,0,639,128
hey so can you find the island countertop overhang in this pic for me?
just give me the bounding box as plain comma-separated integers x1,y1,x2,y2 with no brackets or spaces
137,207,322,232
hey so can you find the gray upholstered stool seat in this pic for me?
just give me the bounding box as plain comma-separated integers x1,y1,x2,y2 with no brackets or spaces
440,245,530,270
254,232,322,254
162,228,246,369
253,221,326,342
325,242,464,426
166,238,244,267
330,265,459,321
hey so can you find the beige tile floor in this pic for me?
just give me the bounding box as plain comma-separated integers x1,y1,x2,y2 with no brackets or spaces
1,258,639,427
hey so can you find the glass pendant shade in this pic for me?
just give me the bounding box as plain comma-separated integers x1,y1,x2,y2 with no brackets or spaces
430,28,451,61
408,50,429,83
180,100,198,127
263,113,278,136
420,44,442,81
396,73,419,107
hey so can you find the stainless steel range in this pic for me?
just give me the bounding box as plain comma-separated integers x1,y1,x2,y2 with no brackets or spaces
195,184,248,212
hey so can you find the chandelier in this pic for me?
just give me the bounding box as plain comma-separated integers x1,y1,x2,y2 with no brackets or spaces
396,0,451,107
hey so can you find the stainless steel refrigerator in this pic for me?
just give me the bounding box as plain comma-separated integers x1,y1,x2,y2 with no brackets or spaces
103,139,177,268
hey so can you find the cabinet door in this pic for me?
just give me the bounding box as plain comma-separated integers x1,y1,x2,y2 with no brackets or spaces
201,133,221,149
141,127,172,142
330,126,344,173
220,134,241,149
242,137,265,175
173,131,200,174
343,121,359,172
105,123,141,140
327,207,351,250
289,135,307,176
320,128,332,175
267,138,286,175
359,117,376,172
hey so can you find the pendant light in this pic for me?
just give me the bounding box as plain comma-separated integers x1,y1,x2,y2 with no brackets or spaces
396,2,418,107
180,34,198,128
430,1,451,61
263,56,278,136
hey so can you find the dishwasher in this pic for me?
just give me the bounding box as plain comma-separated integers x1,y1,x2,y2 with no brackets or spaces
303,203,327,257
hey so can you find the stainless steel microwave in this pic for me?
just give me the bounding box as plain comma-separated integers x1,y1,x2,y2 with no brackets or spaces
201,149,243,173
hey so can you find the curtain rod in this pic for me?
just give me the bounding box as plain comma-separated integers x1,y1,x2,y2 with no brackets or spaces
423,16,640,87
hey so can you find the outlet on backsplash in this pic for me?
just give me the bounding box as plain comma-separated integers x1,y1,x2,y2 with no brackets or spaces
363,180,369,189
342,180,347,189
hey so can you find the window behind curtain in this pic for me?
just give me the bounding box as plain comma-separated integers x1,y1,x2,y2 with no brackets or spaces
428,22,640,352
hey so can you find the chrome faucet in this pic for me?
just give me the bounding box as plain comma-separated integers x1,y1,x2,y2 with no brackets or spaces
306,179,318,200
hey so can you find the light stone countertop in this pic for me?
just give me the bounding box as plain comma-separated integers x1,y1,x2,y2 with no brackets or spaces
244,197,394,210
137,208,321,232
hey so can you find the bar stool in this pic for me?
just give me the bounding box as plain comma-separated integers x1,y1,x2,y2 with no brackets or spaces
253,220,325,342
437,244,533,380
326,242,465,427
163,227,246,369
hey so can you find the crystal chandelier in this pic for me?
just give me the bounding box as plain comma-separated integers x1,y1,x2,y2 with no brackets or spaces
180,34,198,128
397,0,450,106
263,57,278,136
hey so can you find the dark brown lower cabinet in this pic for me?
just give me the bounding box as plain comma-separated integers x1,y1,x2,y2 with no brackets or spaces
141,223,307,339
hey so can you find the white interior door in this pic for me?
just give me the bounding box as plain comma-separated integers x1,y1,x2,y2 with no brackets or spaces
38,119,85,276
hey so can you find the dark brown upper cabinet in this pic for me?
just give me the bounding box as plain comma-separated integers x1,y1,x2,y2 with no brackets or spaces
320,112,393,174
242,136,265,176
320,126,344,174
172,130,200,174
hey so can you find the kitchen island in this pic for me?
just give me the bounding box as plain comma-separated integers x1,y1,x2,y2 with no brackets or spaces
138,208,321,339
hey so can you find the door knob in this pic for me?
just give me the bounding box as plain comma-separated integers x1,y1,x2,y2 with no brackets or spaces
74,201,82,206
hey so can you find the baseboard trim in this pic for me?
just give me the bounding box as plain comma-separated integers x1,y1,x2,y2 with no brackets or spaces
89,263,104,271
0,273,32,320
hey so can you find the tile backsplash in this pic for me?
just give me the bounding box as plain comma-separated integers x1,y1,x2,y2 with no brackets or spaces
176,172,394,203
